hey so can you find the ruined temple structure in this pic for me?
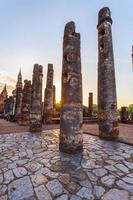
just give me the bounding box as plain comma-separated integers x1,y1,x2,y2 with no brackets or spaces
29,64,43,132
120,106,128,123
4,96,14,119
88,92,93,117
0,84,8,114
60,21,83,153
19,80,32,125
43,64,54,124
15,69,23,121
97,7,119,139
5,89,16,120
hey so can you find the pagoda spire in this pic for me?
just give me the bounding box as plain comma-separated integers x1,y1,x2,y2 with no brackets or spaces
1,83,8,99
19,68,21,75
4,84,7,91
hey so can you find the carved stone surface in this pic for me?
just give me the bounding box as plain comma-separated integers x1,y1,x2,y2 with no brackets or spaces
88,92,93,117
43,64,54,124
19,80,32,126
97,7,119,140
15,70,23,121
60,21,83,153
29,64,43,132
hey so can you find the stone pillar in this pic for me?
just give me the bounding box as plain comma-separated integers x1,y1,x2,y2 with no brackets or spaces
97,7,119,139
53,85,56,109
29,64,43,132
19,80,32,126
120,107,128,123
12,89,16,119
15,70,23,121
53,85,56,117
88,92,93,117
60,21,83,153
43,64,54,124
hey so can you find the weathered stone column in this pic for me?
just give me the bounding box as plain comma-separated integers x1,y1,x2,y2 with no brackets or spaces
19,80,32,125
12,89,16,119
15,70,23,121
88,92,93,117
120,106,128,123
53,85,56,109
43,64,54,124
60,21,83,153
97,7,119,139
53,85,56,117
29,64,43,132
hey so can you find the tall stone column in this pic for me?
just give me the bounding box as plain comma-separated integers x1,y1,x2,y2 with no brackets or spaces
97,7,119,139
12,89,16,119
60,21,83,153
29,64,43,132
19,80,32,126
43,64,54,124
15,70,23,121
88,92,93,117
53,85,56,109
53,85,56,117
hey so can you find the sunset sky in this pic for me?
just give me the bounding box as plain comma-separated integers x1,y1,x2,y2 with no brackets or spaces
0,0,133,108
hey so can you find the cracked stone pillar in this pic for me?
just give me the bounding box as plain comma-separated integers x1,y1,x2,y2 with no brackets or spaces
19,80,32,126
88,92,93,117
29,64,43,132
97,7,119,139
120,107,128,123
53,85,56,117
43,64,54,124
15,70,23,121
60,21,83,153
53,85,56,109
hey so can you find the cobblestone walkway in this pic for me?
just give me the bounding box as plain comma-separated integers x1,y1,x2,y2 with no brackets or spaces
0,130,133,200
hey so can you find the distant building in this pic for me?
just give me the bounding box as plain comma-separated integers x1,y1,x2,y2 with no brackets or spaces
0,84,8,114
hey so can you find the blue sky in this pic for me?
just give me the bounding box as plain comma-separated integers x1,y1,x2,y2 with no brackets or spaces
0,0,133,107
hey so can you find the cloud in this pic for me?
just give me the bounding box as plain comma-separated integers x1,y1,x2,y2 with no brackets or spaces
0,69,16,95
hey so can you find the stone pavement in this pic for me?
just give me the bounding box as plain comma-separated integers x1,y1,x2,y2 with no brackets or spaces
0,129,133,200
1,119,133,146
83,123,133,145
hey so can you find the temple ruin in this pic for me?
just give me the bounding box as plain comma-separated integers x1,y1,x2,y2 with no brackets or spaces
14,70,23,121
0,84,8,115
19,80,32,125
